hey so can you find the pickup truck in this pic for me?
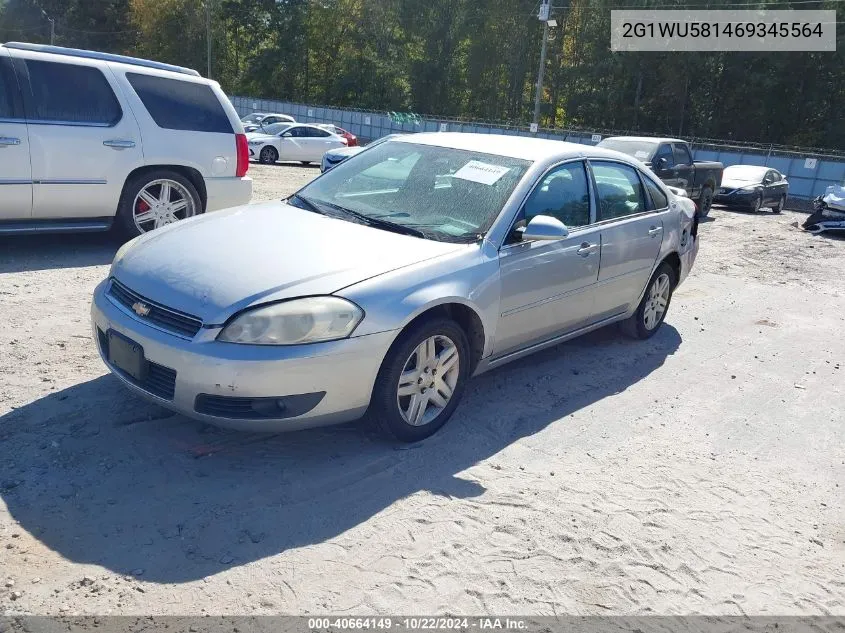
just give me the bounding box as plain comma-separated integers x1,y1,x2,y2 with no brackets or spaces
597,137,723,217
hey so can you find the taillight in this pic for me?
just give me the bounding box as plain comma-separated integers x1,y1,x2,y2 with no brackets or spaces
235,133,249,177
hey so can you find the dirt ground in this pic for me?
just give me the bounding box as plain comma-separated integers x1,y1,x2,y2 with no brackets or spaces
0,163,843,616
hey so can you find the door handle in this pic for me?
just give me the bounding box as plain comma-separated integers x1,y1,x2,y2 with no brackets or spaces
0,137,21,146
103,139,136,149
577,242,599,256
648,226,663,237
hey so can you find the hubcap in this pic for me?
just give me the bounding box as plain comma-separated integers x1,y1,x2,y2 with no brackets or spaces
261,148,275,162
133,179,195,233
396,334,460,426
643,273,671,331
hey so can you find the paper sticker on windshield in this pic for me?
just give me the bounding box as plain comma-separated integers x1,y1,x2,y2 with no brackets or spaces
453,161,511,185
635,151,650,159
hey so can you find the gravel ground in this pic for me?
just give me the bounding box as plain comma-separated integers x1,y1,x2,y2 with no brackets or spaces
0,163,843,616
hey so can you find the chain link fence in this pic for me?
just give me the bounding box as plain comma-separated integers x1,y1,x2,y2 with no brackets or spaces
230,95,845,201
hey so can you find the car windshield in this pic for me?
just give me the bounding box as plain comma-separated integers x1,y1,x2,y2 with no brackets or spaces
599,139,659,161
241,113,264,123
261,122,294,135
295,141,531,242
724,165,768,182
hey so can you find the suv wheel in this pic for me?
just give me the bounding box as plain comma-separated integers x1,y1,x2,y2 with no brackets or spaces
116,170,201,238
369,318,470,442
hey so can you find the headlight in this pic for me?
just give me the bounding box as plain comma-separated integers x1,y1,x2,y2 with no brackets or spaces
248,140,264,146
217,297,364,345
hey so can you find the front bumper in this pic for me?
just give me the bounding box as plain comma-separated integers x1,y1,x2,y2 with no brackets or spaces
205,176,252,212
91,279,396,432
713,189,756,207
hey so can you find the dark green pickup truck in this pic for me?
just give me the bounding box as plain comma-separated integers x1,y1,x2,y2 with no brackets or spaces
598,137,723,218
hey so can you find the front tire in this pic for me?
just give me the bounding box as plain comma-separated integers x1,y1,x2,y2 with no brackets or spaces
621,263,677,340
369,318,470,442
749,192,762,213
259,146,278,164
115,170,201,239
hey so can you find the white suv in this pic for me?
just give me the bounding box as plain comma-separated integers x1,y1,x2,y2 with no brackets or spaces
0,42,252,237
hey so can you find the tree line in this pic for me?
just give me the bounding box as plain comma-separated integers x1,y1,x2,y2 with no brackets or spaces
1,0,843,150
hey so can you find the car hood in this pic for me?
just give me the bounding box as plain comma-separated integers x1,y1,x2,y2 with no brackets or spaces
111,202,466,325
721,178,758,190
326,146,364,159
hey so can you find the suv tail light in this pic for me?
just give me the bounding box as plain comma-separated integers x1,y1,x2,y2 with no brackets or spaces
235,133,249,177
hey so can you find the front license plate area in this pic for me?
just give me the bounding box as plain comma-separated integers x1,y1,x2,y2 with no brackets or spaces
107,330,146,381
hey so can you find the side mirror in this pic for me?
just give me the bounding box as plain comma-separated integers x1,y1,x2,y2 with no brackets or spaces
523,215,569,241
655,157,669,170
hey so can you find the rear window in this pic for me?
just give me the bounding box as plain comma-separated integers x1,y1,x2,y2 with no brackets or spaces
18,59,121,125
126,73,232,133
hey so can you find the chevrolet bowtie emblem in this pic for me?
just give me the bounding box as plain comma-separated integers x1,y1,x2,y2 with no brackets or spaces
132,301,151,317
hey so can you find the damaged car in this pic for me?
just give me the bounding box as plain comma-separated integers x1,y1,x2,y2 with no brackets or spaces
91,134,699,442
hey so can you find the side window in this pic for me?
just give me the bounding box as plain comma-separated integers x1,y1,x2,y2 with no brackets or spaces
0,56,23,119
643,175,669,209
18,59,121,125
592,161,648,221
302,127,330,138
522,161,591,228
653,144,674,168
673,144,693,166
126,73,232,133
284,127,303,137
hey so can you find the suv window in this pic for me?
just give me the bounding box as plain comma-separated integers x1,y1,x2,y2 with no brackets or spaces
0,56,22,119
523,161,591,227
17,59,121,125
592,161,648,221
643,175,669,209
126,72,232,133
673,144,693,166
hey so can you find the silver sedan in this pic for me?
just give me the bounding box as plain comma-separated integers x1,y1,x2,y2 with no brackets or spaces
91,133,699,441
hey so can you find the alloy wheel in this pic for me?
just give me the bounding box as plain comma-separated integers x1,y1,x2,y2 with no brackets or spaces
643,273,671,331
396,334,460,426
133,179,196,233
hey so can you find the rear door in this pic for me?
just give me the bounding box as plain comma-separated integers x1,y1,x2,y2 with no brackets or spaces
298,125,345,162
13,53,143,219
589,160,666,321
0,49,31,221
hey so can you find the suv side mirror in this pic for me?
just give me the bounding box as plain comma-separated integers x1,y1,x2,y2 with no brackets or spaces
655,157,669,170
523,215,569,241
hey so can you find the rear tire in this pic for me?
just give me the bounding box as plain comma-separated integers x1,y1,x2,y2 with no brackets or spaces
259,146,278,164
115,170,201,240
369,318,470,442
621,262,677,340
772,195,785,214
697,186,713,219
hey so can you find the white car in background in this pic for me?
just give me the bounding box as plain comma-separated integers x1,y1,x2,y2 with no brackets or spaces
247,123,347,165
241,112,296,133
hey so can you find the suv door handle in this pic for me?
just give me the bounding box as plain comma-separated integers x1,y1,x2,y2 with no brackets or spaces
103,139,136,149
0,137,21,146
577,242,599,256
648,226,663,237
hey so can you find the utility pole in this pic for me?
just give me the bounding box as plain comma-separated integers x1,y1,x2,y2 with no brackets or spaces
532,0,556,130
206,0,212,78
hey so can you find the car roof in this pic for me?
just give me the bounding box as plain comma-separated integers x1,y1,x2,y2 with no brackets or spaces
603,136,686,144
2,42,200,77
394,132,631,162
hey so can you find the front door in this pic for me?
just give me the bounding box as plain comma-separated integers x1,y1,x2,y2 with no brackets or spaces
0,50,31,221
589,160,666,320
672,143,695,197
494,160,600,357
13,55,143,219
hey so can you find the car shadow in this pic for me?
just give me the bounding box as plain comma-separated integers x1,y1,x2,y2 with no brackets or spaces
0,232,121,274
0,324,681,583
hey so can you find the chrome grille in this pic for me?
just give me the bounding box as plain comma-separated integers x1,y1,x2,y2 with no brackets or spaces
108,279,203,338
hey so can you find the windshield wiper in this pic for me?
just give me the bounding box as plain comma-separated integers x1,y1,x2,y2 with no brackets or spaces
314,200,427,238
287,193,327,215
